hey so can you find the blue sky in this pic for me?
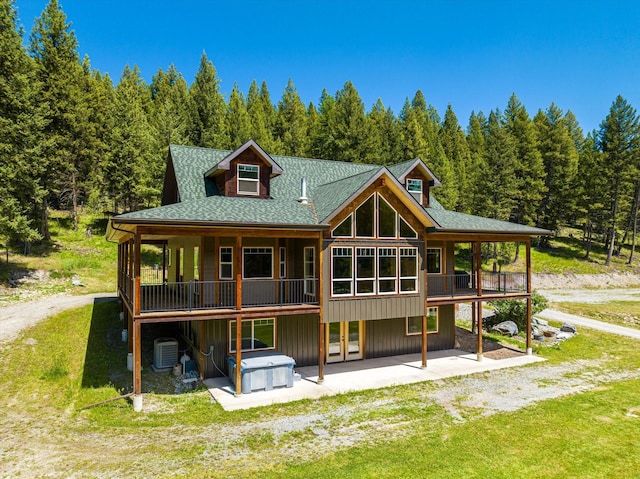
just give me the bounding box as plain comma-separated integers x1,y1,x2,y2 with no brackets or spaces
15,0,640,133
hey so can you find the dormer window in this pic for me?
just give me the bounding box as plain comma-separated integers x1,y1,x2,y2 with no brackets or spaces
406,178,423,205
238,164,259,195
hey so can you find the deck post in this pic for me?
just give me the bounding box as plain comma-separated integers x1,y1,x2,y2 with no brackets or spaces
132,319,142,411
475,240,482,297
318,320,325,383
526,240,533,355
421,315,427,368
476,301,483,361
235,236,242,310
317,233,325,384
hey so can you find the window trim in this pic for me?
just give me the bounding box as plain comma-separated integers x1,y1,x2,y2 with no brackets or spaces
331,214,353,238
219,246,233,280
377,247,398,295
426,247,442,275
378,195,398,239
355,247,377,296
279,246,286,279
406,178,423,205
399,247,418,293
242,247,274,279
405,307,439,336
399,216,418,239
228,318,276,353
304,246,315,296
237,163,260,196
331,246,353,297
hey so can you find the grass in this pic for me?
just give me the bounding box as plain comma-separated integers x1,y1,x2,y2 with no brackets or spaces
552,301,640,330
3,297,640,477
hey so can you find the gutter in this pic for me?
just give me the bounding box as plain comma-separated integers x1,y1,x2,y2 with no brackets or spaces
110,217,330,231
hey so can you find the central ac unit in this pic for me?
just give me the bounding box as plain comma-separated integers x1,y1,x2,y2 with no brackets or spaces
153,337,178,370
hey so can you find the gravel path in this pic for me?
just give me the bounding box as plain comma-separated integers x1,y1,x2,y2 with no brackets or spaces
537,308,640,340
0,292,116,344
538,288,640,303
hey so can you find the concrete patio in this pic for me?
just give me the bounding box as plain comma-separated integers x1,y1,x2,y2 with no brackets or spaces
203,348,545,411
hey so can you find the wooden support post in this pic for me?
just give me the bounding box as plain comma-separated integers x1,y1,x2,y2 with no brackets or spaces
471,300,477,334
318,320,325,384
162,243,167,283
127,311,133,353
235,317,242,397
526,240,533,355
477,301,483,361
317,232,325,384
475,240,482,297
235,236,242,311
132,319,142,410
134,234,141,316
421,314,427,368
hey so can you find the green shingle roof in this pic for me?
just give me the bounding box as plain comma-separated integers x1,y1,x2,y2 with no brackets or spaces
115,142,550,236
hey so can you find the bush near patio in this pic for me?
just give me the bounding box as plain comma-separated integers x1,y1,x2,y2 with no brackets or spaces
485,291,549,332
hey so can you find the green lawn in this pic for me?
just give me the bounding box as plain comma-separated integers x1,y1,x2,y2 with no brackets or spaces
552,301,640,330
2,297,640,477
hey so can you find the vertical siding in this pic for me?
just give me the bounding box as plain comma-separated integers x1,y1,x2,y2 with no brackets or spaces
277,314,319,367
201,319,229,378
366,304,455,358
202,237,216,281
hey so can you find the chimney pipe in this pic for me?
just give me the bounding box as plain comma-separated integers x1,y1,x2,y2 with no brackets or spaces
299,178,308,204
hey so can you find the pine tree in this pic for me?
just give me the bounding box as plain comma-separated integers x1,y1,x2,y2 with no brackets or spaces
0,0,45,247
534,103,579,236
363,99,400,165
104,65,155,211
503,94,546,225
440,104,471,212
323,81,367,162
309,89,337,159
466,111,490,217
225,82,251,148
598,95,640,265
189,52,228,148
275,78,308,156
29,0,86,236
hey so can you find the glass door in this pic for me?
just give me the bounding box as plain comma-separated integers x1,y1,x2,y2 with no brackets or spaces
326,321,363,363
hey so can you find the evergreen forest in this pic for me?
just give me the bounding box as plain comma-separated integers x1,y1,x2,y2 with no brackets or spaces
2,0,640,266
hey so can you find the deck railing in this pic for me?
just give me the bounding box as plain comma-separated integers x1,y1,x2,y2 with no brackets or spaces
139,278,318,313
428,272,527,298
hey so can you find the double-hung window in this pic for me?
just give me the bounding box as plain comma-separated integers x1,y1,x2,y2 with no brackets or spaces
356,247,376,295
219,247,233,280
331,247,353,296
304,247,315,296
237,164,259,195
406,178,423,205
400,247,418,292
378,248,397,294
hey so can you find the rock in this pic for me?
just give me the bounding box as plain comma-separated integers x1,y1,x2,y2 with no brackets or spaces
561,322,577,334
532,317,549,327
556,331,574,340
491,320,518,337
542,328,556,338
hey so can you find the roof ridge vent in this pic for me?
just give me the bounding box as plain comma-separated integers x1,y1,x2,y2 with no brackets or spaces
298,178,308,204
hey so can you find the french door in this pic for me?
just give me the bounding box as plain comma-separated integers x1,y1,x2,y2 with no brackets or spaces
326,321,363,363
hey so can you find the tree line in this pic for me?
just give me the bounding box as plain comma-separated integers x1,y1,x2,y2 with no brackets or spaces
1,0,639,265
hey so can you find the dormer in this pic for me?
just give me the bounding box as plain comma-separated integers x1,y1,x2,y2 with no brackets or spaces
393,159,441,208
204,139,283,199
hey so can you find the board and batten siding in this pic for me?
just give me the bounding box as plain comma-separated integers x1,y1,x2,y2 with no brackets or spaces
201,319,229,378
277,314,319,367
365,305,455,358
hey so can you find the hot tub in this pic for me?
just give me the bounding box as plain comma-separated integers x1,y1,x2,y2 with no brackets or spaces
227,351,296,394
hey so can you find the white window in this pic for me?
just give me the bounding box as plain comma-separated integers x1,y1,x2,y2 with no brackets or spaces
243,247,273,279
237,164,259,195
378,196,397,238
407,178,423,205
332,214,353,237
377,247,397,294
356,247,376,295
400,247,418,293
406,307,439,336
279,247,286,278
229,318,275,352
304,247,315,296
219,247,233,280
427,248,442,274
331,246,353,296
399,216,417,239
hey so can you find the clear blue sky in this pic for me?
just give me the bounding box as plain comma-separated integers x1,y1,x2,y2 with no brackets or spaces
14,0,640,133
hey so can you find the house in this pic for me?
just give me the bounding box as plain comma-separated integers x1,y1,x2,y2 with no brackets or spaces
107,139,549,409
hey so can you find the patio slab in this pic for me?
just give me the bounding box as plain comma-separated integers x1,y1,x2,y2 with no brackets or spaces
204,349,545,411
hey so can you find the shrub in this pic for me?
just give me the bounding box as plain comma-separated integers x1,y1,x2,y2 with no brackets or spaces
486,291,548,332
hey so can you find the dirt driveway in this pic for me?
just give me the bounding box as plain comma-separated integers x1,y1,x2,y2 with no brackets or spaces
0,292,115,344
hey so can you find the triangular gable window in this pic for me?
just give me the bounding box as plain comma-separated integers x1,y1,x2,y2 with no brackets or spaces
355,195,375,238
378,196,397,238
332,214,353,237
399,216,417,238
